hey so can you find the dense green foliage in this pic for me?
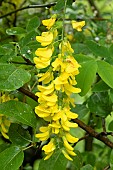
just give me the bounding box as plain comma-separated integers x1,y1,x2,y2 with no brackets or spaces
0,0,113,169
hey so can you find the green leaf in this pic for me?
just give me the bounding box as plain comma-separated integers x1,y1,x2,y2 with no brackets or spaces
70,150,83,170
54,0,65,11
86,40,108,58
2,44,14,55
110,89,113,103
97,60,113,88
0,144,10,153
105,44,113,64
26,16,40,32
0,46,6,55
109,44,113,58
0,145,24,170
0,100,37,128
80,164,93,170
20,46,33,62
6,27,26,35
108,120,113,131
85,152,96,166
8,124,31,147
71,104,89,119
67,0,73,6
88,92,112,117
75,54,95,64
92,80,110,92
38,150,68,170
72,43,90,54
76,60,97,96
0,63,31,91
21,30,37,46
110,150,113,165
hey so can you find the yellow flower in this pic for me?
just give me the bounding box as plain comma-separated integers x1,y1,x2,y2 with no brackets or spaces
36,91,58,107
67,33,74,41
59,41,74,55
66,149,76,156
49,120,61,134
61,119,78,131
35,128,50,141
52,57,66,72
52,110,62,121
63,137,74,151
42,18,56,30
64,108,78,119
62,149,73,161
35,47,53,58
38,83,54,95
0,94,11,103
38,71,54,84
72,20,85,31
62,137,77,160
0,116,11,139
65,56,81,74
42,93,58,102
54,72,69,91
36,32,53,46
42,138,56,160
64,83,81,96
65,132,79,143
33,57,50,69
35,105,51,118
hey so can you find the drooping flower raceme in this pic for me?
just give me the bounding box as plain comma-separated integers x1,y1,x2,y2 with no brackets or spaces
34,16,85,161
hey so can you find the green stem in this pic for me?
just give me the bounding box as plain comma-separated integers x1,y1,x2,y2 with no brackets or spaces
61,0,68,42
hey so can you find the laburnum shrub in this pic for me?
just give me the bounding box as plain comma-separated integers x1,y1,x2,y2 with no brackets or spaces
34,15,85,161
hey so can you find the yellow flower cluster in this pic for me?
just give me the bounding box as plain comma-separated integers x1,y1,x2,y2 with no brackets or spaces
0,94,11,139
34,17,85,161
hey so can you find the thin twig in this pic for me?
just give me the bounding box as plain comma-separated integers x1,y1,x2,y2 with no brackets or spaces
73,134,89,147
18,87,38,102
99,132,113,136
74,119,113,149
10,61,35,65
0,2,57,19
102,118,106,132
21,56,35,66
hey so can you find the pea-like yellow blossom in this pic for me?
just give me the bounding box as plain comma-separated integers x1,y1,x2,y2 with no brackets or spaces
72,20,85,31
36,32,53,46
38,71,54,84
52,57,66,72
65,133,79,143
42,17,56,30
35,127,50,141
34,57,50,69
59,41,74,55
42,138,56,160
34,46,54,69
35,47,53,58
62,149,73,161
